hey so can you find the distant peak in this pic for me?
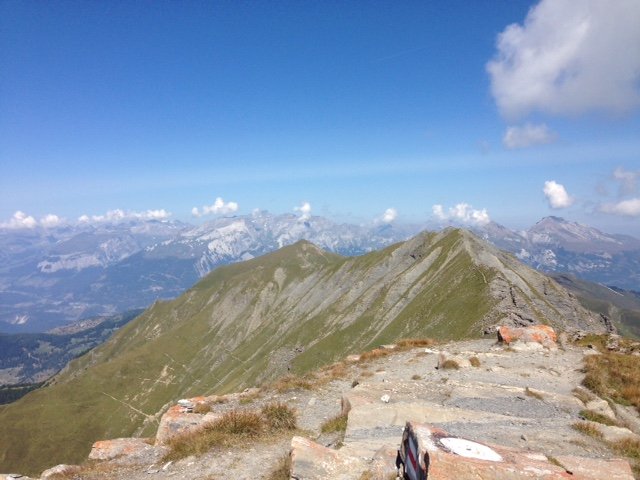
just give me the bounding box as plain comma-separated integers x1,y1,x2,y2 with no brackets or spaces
537,216,566,224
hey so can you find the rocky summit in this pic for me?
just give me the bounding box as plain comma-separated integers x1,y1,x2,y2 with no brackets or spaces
0,229,612,475
6,330,637,479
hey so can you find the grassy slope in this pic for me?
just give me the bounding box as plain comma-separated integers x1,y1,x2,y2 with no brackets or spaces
552,274,640,339
0,232,585,475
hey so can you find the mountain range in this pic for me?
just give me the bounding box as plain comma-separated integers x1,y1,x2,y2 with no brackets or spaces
0,228,611,475
1,212,638,332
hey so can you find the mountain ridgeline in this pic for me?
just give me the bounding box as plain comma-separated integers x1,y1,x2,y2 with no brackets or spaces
0,229,609,475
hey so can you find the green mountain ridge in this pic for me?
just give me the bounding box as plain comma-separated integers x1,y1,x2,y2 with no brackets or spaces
0,229,609,475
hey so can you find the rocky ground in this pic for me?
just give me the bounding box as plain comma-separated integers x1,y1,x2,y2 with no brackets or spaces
6,335,639,479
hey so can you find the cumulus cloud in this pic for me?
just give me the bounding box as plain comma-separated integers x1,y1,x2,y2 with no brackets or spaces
599,198,640,217
381,208,398,224
192,197,239,217
40,214,62,228
1,211,38,229
78,209,171,223
487,0,640,119
503,123,556,149
294,202,312,221
543,180,574,209
432,203,491,226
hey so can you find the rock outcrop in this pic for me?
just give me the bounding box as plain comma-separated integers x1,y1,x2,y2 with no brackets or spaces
13,336,640,479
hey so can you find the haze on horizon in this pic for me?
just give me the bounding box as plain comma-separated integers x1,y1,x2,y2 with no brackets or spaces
1,0,639,236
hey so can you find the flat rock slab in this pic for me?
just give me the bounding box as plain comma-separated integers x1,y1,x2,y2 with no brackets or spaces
155,404,220,445
400,422,634,480
89,438,168,464
290,436,366,480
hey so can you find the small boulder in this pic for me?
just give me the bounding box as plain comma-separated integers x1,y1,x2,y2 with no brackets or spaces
290,436,365,480
585,398,617,422
40,464,79,479
398,422,633,480
155,402,220,445
89,437,167,464
497,325,557,347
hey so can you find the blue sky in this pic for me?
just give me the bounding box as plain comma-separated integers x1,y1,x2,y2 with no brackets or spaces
1,1,639,234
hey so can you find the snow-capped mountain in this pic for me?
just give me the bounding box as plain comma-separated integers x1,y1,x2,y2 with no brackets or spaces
472,216,640,290
0,213,419,332
1,213,638,333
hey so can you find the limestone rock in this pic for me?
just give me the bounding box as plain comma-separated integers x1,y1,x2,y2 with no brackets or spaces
585,398,616,422
40,464,79,479
398,422,633,480
289,436,366,480
89,438,167,464
555,455,634,480
497,325,557,347
587,422,639,443
155,402,220,445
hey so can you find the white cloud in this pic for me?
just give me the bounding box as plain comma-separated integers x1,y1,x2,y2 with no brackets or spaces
432,203,491,226
139,209,171,220
600,198,640,216
1,211,38,229
381,208,397,224
40,214,62,228
543,180,574,209
192,197,239,217
77,209,172,223
294,202,312,221
503,123,556,149
487,0,640,118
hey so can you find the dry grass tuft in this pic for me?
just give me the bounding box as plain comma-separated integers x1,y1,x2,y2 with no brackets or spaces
525,387,544,400
321,362,349,380
611,437,640,477
572,387,595,405
165,405,297,461
271,374,314,393
359,348,392,362
611,437,640,459
572,421,604,440
469,356,481,367
262,402,297,431
440,359,460,370
583,352,640,412
321,413,348,434
579,409,618,426
193,402,212,414
266,453,291,480
396,338,436,349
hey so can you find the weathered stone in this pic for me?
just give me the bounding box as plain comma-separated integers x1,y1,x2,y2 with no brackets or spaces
587,422,639,443
341,393,373,416
155,403,220,445
88,437,167,464
399,422,633,480
554,455,634,480
437,352,471,369
584,398,616,421
613,403,640,435
367,445,399,480
497,325,557,347
289,436,366,480
40,464,79,479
